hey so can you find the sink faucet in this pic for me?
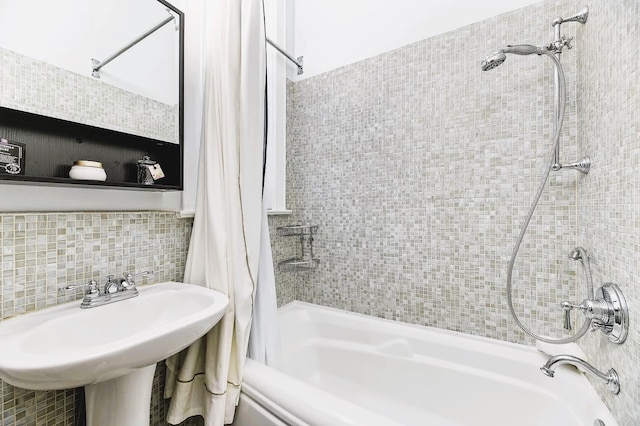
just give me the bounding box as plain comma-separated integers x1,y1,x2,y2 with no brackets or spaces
540,354,620,394
59,271,152,309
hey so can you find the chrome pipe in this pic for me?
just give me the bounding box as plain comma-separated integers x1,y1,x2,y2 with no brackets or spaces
92,13,176,78
266,37,304,75
552,22,562,169
550,7,589,172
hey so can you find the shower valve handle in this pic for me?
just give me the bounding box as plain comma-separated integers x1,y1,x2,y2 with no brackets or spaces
560,300,594,331
561,301,575,330
561,298,614,326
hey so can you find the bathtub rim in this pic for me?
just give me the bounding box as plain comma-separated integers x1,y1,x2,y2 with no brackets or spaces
242,301,619,426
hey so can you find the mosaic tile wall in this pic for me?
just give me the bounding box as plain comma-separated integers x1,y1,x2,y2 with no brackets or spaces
0,211,193,425
574,1,640,424
0,48,178,144
284,0,580,343
278,0,639,423
268,81,313,308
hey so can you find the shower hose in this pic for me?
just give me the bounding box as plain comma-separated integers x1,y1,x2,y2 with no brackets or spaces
506,51,591,344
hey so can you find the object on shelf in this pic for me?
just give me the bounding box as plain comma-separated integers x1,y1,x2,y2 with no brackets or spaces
69,160,107,181
137,156,165,185
277,224,319,271
0,138,25,175
0,106,182,190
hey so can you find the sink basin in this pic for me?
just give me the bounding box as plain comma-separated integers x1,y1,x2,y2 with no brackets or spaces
0,281,228,390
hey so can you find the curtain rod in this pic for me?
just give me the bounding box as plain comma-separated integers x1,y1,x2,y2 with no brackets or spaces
266,37,303,75
92,12,176,78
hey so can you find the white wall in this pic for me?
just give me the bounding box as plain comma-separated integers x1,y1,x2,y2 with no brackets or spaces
0,0,179,105
290,0,542,80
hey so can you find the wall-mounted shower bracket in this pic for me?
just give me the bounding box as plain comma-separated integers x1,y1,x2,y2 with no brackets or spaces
552,156,591,174
552,6,589,27
549,6,589,174
561,283,629,344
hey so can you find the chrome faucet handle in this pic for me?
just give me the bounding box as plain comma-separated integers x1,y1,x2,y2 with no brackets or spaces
560,35,573,50
560,301,573,331
123,272,134,287
128,270,154,283
121,270,153,291
121,272,138,291
59,280,100,295
563,298,614,322
124,270,154,279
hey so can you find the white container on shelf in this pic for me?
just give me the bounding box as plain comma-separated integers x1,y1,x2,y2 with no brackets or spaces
69,160,107,181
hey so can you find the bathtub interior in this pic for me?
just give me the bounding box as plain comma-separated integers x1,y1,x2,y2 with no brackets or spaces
258,302,619,426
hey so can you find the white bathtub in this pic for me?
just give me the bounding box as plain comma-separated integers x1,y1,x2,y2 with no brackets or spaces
234,302,618,426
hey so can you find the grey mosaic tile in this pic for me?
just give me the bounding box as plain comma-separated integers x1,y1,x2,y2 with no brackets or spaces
0,48,178,144
284,0,580,339
574,1,640,425
278,0,639,424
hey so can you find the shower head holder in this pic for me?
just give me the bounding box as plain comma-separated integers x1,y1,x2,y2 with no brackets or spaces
552,6,589,26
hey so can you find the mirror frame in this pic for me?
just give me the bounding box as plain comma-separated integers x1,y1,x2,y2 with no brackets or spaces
159,0,185,152
0,0,185,190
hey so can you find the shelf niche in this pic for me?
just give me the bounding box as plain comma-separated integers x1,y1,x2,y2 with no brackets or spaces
0,107,182,191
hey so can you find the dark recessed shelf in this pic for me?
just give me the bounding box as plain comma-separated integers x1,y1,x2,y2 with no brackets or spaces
0,106,183,190
0,174,180,191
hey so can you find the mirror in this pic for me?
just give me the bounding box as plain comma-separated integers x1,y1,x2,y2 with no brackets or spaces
0,0,183,145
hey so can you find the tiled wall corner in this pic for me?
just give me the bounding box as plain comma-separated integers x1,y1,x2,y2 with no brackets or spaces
267,80,313,308
268,214,308,307
575,1,640,424
0,211,193,425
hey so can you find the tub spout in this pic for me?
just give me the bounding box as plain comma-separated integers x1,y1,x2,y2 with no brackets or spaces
540,354,620,394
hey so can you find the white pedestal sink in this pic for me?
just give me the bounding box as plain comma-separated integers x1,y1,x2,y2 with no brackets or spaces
0,281,228,426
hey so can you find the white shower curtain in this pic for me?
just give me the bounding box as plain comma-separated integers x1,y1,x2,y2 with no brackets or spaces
247,205,280,366
164,0,266,425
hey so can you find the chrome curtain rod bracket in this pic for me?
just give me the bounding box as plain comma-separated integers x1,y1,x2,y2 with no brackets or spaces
266,37,303,75
92,10,177,78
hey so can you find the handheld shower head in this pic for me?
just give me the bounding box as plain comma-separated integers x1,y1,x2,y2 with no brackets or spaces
481,51,506,71
568,247,583,262
480,44,544,71
503,44,542,55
